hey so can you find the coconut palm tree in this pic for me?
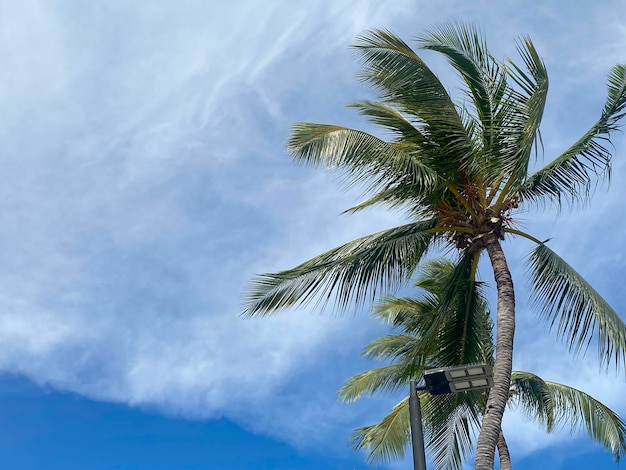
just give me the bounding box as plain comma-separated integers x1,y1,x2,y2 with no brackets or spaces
243,23,626,469
338,259,626,469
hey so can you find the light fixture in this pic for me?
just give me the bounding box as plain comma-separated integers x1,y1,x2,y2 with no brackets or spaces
409,364,494,470
423,364,494,395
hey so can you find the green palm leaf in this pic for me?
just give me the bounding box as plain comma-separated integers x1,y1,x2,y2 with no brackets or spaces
341,186,434,217
351,397,411,463
509,371,556,430
348,100,428,144
511,371,626,460
372,296,438,329
338,363,421,402
422,391,484,470
501,37,549,181
527,244,626,368
350,391,483,469
417,22,507,171
374,256,493,368
520,64,626,208
352,28,475,177
362,333,435,360
287,123,439,198
243,220,436,316
431,253,493,367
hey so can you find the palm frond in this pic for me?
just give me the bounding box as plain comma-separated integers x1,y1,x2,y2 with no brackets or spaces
504,37,549,174
418,22,492,120
372,294,440,335
341,183,435,217
549,380,626,460
338,363,421,402
509,371,556,430
373,255,493,367
491,37,549,206
414,258,460,294
352,392,482,470
361,334,435,361
351,396,411,464
243,220,436,316
348,100,426,143
422,392,483,470
519,64,626,208
352,29,475,177
527,244,626,369
287,123,439,198
417,22,507,169
374,292,431,315
511,371,626,461
433,252,493,367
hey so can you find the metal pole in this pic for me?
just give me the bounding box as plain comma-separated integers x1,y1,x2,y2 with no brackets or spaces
409,380,427,470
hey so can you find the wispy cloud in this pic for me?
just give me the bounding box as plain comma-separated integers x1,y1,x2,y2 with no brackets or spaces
0,0,625,464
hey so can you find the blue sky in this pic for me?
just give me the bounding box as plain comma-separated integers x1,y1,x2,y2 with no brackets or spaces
1,0,626,469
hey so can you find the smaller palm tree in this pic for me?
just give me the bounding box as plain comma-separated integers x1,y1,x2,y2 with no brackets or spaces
339,259,626,470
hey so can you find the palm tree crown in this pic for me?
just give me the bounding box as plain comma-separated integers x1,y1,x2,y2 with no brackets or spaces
243,23,626,469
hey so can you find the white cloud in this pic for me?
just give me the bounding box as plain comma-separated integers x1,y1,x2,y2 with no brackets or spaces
0,0,625,465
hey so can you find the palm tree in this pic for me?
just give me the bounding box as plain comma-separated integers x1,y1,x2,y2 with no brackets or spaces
338,259,626,469
243,23,626,469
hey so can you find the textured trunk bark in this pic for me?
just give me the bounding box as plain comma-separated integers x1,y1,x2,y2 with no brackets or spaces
497,430,512,470
475,234,515,470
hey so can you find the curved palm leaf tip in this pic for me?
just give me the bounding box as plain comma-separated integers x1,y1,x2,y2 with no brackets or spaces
510,372,626,462
340,260,626,469
243,21,626,470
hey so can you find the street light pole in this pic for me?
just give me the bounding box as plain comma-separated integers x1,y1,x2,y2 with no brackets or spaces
408,364,494,470
409,380,427,470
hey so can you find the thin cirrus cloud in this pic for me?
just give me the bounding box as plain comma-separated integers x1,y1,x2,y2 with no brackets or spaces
0,0,401,442
0,0,625,463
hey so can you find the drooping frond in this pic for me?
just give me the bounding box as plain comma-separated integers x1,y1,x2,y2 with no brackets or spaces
422,392,484,470
373,255,492,368
414,258,461,294
527,244,626,369
362,333,434,360
432,252,493,367
243,219,436,316
352,29,475,178
372,296,438,330
511,371,626,461
351,397,411,464
548,380,626,460
338,362,423,402
341,180,438,218
287,123,439,199
509,371,556,430
351,391,483,470
519,64,626,208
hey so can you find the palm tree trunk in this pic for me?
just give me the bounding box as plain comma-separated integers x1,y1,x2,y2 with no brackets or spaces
475,234,515,470
497,429,513,470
